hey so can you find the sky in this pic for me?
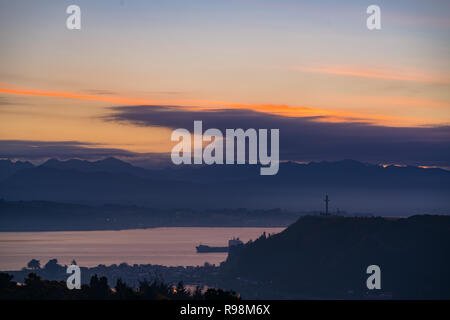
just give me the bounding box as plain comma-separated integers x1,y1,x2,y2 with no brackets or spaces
0,0,449,167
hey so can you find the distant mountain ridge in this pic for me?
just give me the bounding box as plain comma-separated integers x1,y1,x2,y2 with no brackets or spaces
0,158,449,215
4,157,449,182
40,157,153,177
0,159,34,181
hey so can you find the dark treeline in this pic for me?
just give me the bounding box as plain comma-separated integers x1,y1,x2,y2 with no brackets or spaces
7,258,222,291
0,272,239,300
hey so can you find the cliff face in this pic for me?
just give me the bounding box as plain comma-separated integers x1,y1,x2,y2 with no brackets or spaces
221,215,450,299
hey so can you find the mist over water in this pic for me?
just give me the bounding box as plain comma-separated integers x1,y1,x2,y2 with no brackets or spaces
0,227,284,270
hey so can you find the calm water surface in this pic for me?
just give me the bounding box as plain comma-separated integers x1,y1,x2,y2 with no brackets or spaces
0,227,284,270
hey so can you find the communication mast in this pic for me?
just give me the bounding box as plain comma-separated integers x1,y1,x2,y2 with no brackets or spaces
323,194,330,216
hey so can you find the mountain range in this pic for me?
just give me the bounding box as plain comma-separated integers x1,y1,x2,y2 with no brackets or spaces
0,158,449,215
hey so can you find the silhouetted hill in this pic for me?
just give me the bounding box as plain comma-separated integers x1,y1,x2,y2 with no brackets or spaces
0,158,449,215
220,215,450,299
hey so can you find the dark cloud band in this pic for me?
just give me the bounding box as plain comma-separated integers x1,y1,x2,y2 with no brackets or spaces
106,105,450,168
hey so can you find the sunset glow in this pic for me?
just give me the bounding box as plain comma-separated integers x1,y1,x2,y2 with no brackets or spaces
0,0,449,165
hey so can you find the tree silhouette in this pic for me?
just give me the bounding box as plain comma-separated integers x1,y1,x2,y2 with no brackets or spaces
44,259,60,273
27,259,41,270
173,281,190,300
88,274,111,299
0,273,16,299
115,279,136,299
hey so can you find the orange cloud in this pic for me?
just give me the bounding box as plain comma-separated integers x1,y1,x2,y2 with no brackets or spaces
0,87,164,106
293,65,450,84
0,84,433,127
222,102,423,126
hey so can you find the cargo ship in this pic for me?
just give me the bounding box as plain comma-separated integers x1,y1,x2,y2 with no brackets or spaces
196,237,243,253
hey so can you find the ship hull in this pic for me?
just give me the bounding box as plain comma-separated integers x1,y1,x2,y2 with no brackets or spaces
196,245,228,253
